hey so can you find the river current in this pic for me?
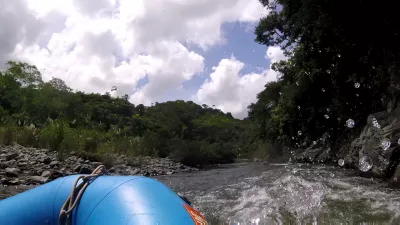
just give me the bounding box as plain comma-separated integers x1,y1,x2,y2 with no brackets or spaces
1,162,400,224
157,163,400,225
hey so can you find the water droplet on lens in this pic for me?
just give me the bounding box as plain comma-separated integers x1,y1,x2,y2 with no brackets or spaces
338,159,345,166
354,82,360,88
346,119,355,128
324,114,329,119
381,138,391,151
372,117,381,129
359,156,373,172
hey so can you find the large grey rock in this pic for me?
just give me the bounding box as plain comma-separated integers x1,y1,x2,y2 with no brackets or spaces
340,107,400,179
49,161,60,167
1,153,18,161
28,176,48,184
79,165,92,174
41,170,51,178
5,168,20,177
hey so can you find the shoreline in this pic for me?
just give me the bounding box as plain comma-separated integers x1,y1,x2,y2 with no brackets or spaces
0,144,198,186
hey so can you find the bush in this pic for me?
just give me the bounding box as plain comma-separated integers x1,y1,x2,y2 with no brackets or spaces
0,126,15,146
39,121,65,151
15,126,38,147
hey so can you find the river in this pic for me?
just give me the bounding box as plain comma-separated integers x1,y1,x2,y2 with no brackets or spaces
1,162,400,224
156,163,400,225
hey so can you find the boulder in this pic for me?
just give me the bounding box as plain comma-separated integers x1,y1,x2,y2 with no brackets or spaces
340,107,400,179
5,168,20,177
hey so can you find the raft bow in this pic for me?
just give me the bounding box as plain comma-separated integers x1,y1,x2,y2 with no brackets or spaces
0,165,208,225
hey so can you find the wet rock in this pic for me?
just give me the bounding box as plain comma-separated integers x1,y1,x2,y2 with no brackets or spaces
17,162,28,168
43,157,52,164
0,162,7,169
0,144,197,186
5,168,20,177
9,178,20,185
391,164,400,184
2,153,18,161
49,161,60,167
28,176,48,184
108,167,115,173
79,165,92,174
341,110,398,176
73,165,82,173
41,171,51,178
295,148,324,163
130,168,140,175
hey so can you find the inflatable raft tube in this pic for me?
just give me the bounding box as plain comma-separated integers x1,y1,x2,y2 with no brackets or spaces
0,175,208,225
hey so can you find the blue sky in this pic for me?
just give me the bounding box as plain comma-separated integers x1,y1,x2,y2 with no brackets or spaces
136,21,270,102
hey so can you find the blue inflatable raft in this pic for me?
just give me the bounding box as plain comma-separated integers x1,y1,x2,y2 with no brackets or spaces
0,174,208,225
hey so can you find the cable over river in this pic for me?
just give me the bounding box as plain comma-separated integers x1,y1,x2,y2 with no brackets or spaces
1,162,400,224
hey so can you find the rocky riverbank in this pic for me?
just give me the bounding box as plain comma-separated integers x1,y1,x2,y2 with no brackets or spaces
294,105,400,185
0,145,197,186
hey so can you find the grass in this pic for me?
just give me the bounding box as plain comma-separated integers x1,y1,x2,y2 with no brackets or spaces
0,121,151,166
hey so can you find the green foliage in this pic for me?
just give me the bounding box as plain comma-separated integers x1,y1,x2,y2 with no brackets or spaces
39,121,65,151
249,0,400,153
0,126,15,146
0,61,255,165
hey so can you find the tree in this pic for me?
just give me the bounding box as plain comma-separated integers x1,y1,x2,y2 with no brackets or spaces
48,77,72,92
4,61,43,88
250,0,400,151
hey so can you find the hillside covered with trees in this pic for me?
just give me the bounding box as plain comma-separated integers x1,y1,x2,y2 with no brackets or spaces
0,61,258,166
248,0,400,154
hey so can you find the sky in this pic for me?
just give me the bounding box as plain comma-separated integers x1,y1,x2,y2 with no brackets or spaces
0,0,287,119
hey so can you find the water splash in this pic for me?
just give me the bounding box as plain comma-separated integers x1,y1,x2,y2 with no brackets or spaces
346,119,355,128
372,117,381,129
359,156,373,172
381,138,391,151
338,159,345,167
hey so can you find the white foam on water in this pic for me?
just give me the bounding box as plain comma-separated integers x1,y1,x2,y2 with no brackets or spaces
179,164,400,224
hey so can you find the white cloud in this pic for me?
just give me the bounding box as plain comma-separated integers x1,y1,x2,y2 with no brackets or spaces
1,0,271,118
196,46,287,119
0,0,44,66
